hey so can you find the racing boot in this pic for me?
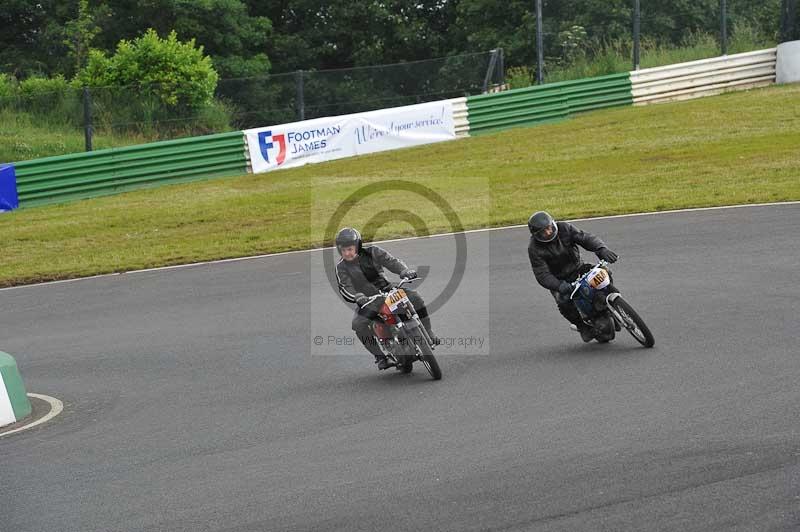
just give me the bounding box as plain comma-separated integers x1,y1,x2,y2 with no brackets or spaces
577,323,596,343
570,323,596,342
374,355,394,370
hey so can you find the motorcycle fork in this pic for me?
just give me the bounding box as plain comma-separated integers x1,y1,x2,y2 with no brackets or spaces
605,292,625,328
400,301,434,348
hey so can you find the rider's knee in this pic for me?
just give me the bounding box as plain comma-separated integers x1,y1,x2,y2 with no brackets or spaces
352,315,371,333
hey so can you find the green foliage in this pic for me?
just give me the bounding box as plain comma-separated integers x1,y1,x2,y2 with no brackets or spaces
729,20,777,53
18,75,71,98
0,0,788,150
77,29,218,109
0,0,791,81
14,75,82,126
0,74,17,100
87,0,273,78
62,0,105,75
507,66,534,89
540,20,777,84
559,26,590,63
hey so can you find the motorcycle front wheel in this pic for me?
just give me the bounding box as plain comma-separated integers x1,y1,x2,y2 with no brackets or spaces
415,338,442,380
609,296,655,348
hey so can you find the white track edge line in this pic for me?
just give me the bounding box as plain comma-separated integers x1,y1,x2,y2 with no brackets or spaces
2,200,798,292
0,393,63,438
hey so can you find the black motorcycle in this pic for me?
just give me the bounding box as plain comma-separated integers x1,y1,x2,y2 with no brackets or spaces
569,260,655,347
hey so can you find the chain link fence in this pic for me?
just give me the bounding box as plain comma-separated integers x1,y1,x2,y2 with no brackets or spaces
518,0,789,86
0,50,502,159
3,0,796,162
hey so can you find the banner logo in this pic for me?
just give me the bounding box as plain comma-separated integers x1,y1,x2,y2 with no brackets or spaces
257,131,287,165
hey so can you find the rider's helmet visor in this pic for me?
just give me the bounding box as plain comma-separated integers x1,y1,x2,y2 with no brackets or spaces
535,223,557,242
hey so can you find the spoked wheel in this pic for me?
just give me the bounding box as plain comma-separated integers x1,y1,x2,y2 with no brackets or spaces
609,296,654,348
415,339,442,380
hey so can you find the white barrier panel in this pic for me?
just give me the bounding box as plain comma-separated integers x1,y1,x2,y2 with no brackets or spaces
777,40,800,84
450,97,470,137
245,100,456,174
631,48,776,105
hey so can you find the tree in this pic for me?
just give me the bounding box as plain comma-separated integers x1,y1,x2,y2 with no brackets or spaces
256,0,461,71
63,0,106,75
91,0,272,78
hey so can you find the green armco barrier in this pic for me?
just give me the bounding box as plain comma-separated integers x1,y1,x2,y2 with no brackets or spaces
0,352,32,427
14,131,248,208
466,73,633,135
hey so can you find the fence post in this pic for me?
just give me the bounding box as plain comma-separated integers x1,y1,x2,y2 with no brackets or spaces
720,0,728,55
483,49,500,93
498,48,505,87
296,70,305,121
535,0,544,84
82,87,93,152
781,0,798,43
633,0,641,70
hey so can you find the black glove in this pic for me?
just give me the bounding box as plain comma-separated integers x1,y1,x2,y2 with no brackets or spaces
558,281,573,296
597,247,618,263
355,294,370,307
400,269,418,280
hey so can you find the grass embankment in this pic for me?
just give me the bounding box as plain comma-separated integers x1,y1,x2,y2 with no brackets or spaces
0,108,156,163
1,84,799,287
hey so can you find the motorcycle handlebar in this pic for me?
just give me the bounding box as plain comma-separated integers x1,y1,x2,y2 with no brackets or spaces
569,260,609,287
569,260,610,298
358,277,420,309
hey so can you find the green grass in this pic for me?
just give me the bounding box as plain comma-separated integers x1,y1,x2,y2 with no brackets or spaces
0,108,158,163
1,84,799,287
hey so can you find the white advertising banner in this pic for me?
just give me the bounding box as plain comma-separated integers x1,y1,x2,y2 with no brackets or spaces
244,100,456,174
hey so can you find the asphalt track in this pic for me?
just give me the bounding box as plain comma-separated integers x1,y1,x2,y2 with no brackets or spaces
1,203,799,532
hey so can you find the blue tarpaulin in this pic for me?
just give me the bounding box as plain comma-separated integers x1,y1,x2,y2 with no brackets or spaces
0,164,18,211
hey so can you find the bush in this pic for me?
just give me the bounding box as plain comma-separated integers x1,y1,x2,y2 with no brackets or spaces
74,29,229,136
76,29,219,110
18,75,71,98
16,75,82,127
507,66,534,89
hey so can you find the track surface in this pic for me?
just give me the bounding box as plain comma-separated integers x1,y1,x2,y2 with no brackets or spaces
2,204,799,532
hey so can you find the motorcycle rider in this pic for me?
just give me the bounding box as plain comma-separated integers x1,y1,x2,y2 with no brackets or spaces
527,211,619,342
334,227,437,370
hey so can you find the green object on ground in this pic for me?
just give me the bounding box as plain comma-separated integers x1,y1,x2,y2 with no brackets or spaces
0,352,32,425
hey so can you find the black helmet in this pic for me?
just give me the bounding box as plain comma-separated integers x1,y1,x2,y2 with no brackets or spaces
528,211,558,242
335,227,362,254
